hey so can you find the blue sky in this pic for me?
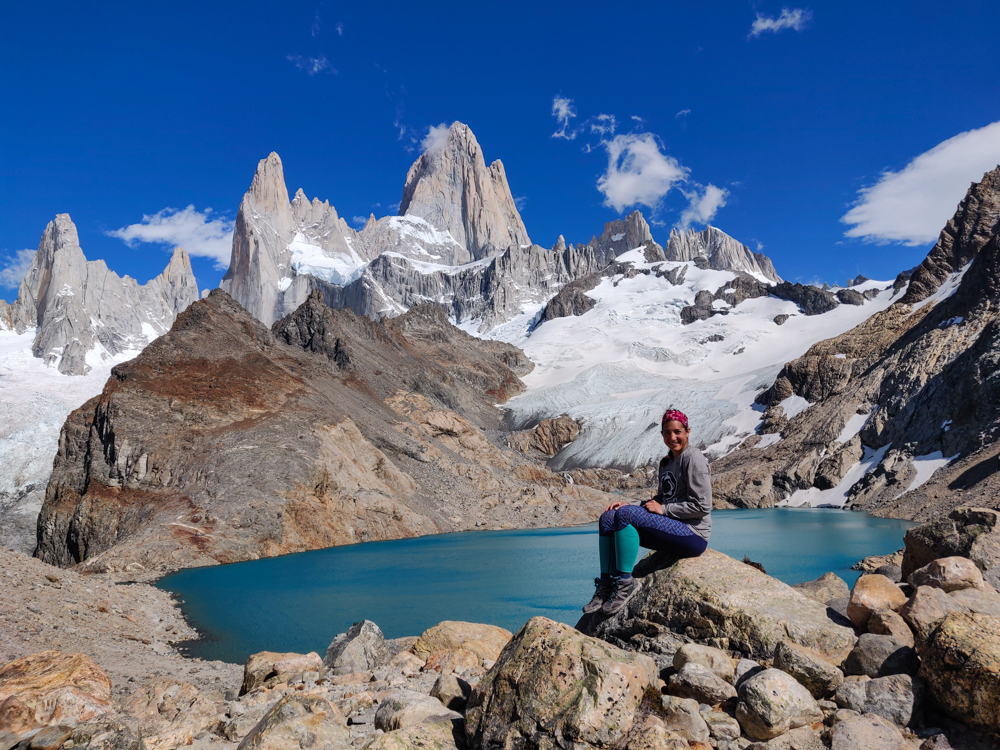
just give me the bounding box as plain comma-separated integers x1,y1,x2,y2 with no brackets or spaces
3,0,1000,301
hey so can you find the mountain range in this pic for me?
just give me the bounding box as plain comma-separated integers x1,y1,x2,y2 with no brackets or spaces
2,120,997,566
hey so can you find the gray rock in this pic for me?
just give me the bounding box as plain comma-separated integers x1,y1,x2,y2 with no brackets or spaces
791,572,850,604
909,556,985,592
772,640,844,699
736,668,823,741
842,633,919,677
660,696,710,742
874,565,903,582
236,694,350,750
324,620,391,675
747,725,825,749
835,288,865,306
667,662,737,705
672,643,736,683
736,658,764,687
540,273,599,321
770,282,839,316
867,609,915,649
374,690,461,732
430,674,471,713
699,706,741,742
8,215,197,374
948,584,1000,616
899,586,968,651
830,713,904,750
902,508,1000,579
835,673,923,726
70,716,143,750
578,549,857,663
666,226,781,282
773,314,790,325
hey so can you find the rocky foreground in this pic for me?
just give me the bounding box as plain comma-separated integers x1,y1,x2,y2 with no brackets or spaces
4,508,1000,750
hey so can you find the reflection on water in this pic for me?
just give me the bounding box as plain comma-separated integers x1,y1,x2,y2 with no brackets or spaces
158,508,912,664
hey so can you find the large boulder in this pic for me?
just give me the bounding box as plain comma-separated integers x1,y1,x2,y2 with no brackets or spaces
672,643,736,683
0,651,112,737
362,719,464,750
772,641,844,699
908,556,984,592
69,715,143,750
867,609,915,648
465,617,658,749
374,690,462,731
412,621,512,666
236,694,349,750
735,668,823,741
121,679,219,750
659,696,710,742
791,572,850,604
834,674,922,727
430,674,472,713
240,652,324,695
919,612,1000,732
578,549,856,662
829,713,904,750
842,634,919,678
901,507,1000,579
324,620,390,675
846,574,907,628
666,663,737,705
899,586,968,652
949,584,1000,616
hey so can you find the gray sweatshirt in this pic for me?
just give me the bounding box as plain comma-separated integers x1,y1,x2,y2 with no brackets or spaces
653,447,713,542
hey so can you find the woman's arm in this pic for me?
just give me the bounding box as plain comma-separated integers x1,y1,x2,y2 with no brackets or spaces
662,453,712,519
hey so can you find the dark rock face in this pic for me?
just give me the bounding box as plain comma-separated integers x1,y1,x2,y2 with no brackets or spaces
836,288,866,306
540,273,600,322
900,167,1000,305
770,282,839,316
679,274,772,325
711,168,1000,517
35,291,613,574
901,508,1000,580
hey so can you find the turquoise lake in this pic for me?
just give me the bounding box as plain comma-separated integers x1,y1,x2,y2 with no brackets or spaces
158,508,912,664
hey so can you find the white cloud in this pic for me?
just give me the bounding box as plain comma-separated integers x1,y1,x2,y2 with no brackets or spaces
287,54,337,75
590,114,616,137
675,109,691,119
551,96,578,140
421,123,451,155
351,215,368,227
597,133,689,213
750,8,812,37
679,184,729,229
514,195,527,211
311,11,321,36
841,120,1000,245
336,22,344,36
108,206,234,269
0,248,35,289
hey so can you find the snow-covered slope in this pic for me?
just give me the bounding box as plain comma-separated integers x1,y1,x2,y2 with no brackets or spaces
0,330,145,554
495,247,896,471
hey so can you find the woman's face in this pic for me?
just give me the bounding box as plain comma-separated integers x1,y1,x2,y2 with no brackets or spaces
662,420,690,455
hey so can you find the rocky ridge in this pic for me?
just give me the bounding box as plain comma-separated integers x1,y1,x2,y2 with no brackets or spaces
666,226,782,283
1,215,198,375
34,290,614,574
710,166,1000,516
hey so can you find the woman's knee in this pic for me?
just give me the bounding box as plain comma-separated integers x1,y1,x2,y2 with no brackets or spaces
598,509,616,533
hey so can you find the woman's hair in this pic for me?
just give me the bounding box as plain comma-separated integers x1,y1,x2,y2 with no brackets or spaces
662,409,689,431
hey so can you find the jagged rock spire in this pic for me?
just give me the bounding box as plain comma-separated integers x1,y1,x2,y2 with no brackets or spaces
666,226,781,283
398,122,531,261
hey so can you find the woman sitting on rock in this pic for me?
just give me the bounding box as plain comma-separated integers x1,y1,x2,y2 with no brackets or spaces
583,409,712,616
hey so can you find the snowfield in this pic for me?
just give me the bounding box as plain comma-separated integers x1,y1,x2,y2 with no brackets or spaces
488,248,898,471
0,330,143,553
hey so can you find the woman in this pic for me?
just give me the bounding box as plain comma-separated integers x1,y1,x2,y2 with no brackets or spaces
583,409,712,616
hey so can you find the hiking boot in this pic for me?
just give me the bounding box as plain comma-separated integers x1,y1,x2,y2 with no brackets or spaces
582,577,613,614
601,575,639,615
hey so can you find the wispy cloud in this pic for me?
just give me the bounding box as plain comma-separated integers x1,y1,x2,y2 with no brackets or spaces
551,96,578,140
287,54,337,75
597,133,689,213
311,10,321,36
841,120,1000,246
421,123,451,154
749,8,812,37
335,22,344,36
675,109,691,120
0,248,34,289
590,114,616,137
108,206,234,269
514,195,527,211
679,184,729,229
351,215,368,227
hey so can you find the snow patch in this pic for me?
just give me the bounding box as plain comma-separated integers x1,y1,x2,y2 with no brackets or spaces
836,410,871,444
779,395,812,421
782,445,890,508
912,262,971,312
278,277,292,292
898,451,959,497
289,232,367,286
756,432,781,449
611,233,626,242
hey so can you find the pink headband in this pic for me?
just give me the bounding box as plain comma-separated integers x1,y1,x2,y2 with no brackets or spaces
662,409,689,431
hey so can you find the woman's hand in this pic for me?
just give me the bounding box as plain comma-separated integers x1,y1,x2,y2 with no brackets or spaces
604,501,628,512
644,499,664,515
